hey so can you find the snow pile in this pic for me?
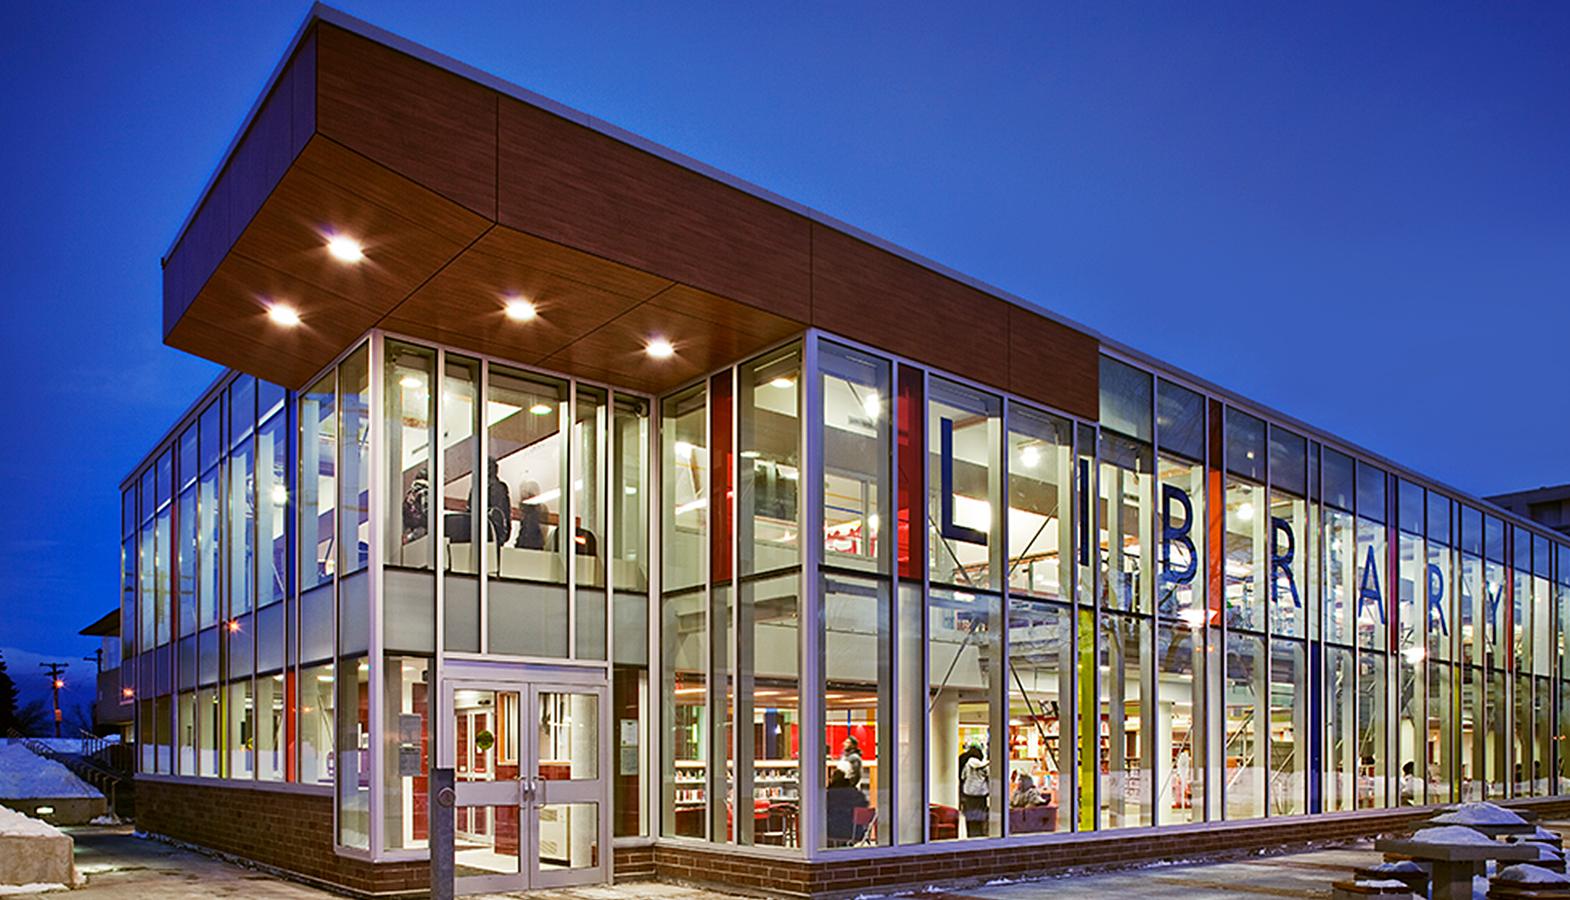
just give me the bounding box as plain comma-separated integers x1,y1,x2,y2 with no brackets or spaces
1411,825,1497,845
0,884,68,896
1353,878,1412,889
1432,801,1526,827
0,744,100,800
1371,860,1425,873
0,805,64,839
1496,863,1570,884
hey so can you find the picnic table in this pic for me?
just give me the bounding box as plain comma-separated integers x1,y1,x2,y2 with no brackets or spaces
1375,836,1538,900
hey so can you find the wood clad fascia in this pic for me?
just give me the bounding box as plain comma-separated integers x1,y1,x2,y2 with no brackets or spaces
161,32,319,338
1006,302,1101,420
496,96,812,324
313,23,497,220
809,222,1012,390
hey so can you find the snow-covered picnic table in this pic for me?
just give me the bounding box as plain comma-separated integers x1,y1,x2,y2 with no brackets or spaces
1376,826,1539,900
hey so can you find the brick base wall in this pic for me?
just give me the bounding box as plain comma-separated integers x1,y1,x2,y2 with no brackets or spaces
654,797,1570,899
136,778,428,897
137,777,1570,900
612,844,656,882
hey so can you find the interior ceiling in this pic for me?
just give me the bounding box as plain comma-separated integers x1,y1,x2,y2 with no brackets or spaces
167,133,806,394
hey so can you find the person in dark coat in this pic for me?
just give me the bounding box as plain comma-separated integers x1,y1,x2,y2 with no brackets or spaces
826,769,868,847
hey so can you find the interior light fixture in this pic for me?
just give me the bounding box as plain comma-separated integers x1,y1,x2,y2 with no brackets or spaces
399,375,423,390
1019,446,1041,469
862,391,880,418
1238,502,1255,522
271,484,289,506
326,234,364,264
267,304,301,327
504,297,537,322
740,450,761,460
769,376,795,389
529,403,553,416
646,337,675,359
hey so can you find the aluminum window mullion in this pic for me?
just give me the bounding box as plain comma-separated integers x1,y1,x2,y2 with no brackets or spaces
368,333,387,858
800,333,824,859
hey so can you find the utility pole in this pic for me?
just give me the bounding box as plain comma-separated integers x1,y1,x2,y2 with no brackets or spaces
39,662,68,738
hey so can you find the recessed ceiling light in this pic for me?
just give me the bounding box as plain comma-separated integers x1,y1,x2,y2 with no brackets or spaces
504,297,537,322
769,377,795,389
529,403,553,416
740,450,761,460
326,234,364,263
399,375,423,390
646,337,675,359
267,304,301,327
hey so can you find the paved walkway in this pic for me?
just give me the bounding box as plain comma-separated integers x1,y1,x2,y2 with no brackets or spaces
10,826,1386,899
919,844,1387,899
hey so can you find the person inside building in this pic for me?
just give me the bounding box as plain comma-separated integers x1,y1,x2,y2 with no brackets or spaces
958,741,989,837
825,768,868,847
512,479,544,550
1010,771,1043,808
838,736,864,788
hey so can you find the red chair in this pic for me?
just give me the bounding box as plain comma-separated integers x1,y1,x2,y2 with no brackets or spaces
929,804,959,841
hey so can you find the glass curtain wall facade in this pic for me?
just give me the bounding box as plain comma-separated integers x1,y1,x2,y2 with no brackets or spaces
124,326,1570,866
645,332,1570,857
126,333,654,861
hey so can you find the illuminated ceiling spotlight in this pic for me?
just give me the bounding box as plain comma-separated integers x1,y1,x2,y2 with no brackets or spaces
646,336,675,360
399,375,423,390
769,376,795,389
326,233,364,264
529,403,553,416
503,296,537,322
266,303,302,327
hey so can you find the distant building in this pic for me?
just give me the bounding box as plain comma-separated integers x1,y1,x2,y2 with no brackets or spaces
1487,484,1570,538
78,610,132,741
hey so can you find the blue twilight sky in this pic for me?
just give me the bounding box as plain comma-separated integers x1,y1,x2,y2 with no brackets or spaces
1,2,1567,672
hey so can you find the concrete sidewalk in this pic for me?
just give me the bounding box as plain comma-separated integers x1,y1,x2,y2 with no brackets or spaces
916,843,1387,899
7,826,1385,899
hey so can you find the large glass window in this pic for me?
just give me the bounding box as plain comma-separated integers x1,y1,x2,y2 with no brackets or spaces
930,587,1003,839
487,366,568,657
574,385,609,661
340,346,371,576
1224,632,1265,819
1007,406,1072,602
383,656,430,851
661,384,707,839
1098,611,1150,828
386,342,434,570
929,378,1001,591
1008,598,1072,832
823,574,889,847
441,355,481,653
612,394,650,839
300,374,337,592
257,414,287,609
1098,433,1153,615
228,438,255,619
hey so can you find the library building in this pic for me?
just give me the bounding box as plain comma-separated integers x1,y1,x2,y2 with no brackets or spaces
121,6,1570,898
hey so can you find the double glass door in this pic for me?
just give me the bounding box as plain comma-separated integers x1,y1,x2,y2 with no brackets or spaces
447,678,607,893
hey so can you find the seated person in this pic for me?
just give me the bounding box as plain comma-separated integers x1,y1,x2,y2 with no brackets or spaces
1010,771,1044,808
825,769,868,847
512,480,545,549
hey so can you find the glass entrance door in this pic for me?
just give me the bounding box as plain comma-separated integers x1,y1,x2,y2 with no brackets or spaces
448,679,607,894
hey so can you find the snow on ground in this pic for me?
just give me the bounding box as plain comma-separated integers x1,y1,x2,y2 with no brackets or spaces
0,804,64,838
0,884,68,896
0,744,100,800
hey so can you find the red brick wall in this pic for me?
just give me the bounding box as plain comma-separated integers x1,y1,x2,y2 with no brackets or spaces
136,778,428,897
138,776,1570,899
654,797,1570,899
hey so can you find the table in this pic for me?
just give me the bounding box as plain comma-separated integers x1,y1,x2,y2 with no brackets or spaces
1374,838,1538,900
